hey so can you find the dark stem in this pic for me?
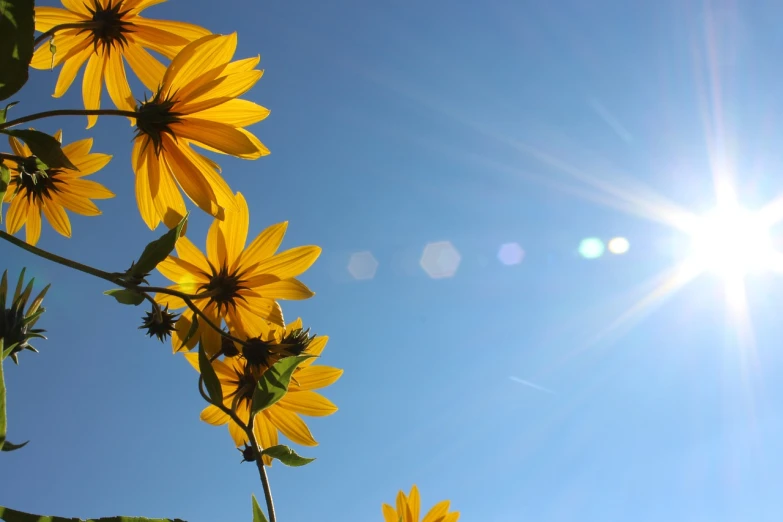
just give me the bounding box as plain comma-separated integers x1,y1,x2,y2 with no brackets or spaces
251,433,277,522
34,22,101,48
0,153,26,164
0,230,120,283
0,109,138,130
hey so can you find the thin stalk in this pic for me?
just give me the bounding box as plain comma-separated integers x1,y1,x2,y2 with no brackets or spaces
0,153,26,164
248,427,277,522
33,22,100,48
0,109,138,130
0,230,120,283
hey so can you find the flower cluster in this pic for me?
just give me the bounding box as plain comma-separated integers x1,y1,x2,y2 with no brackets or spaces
0,1,460,520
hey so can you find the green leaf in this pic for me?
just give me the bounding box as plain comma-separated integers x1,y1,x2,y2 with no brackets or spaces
0,163,10,224
251,495,269,522
129,213,188,279
0,340,6,451
0,506,188,521
198,341,222,404
259,444,315,467
251,355,313,415
0,439,27,451
178,315,199,350
0,0,34,101
0,129,77,170
0,102,17,124
104,288,145,306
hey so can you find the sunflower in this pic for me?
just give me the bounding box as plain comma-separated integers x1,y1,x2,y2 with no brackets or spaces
382,486,460,522
131,32,269,230
155,191,320,356
184,318,342,465
3,131,113,245
31,0,210,128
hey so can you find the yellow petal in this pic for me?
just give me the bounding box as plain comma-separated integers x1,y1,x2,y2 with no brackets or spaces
218,192,248,266
104,50,135,113
277,390,337,417
5,195,27,234
441,513,460,522
25,205,42,245
382,505,398,522
258,279,314,300
31,33,88,70
82,51,104,129
235,292,284,327
205,218,225,268
123,38,166,91
41,200,71,237
35,6,86,31
235,222,287,270
172,314,199,353
123,0,167,13
396,492,409,522
253,412,279,466
9,136,29,157
266,406,317,446
132,140,161,230
53,43,92,97
188,98,269,127
149,152,187,230
250,245,322,280
58,178,114,199
422,501,451,522
131,18,210,58
159,136,222,219
61,137,92,159
408,486,421,522
176,69,263,114
172,118,261,157
174,236,211,276
53,191,101,216
61,0,92,16
156,256,204,285
161,34,236,98
200,404,230,426
293,366,343,391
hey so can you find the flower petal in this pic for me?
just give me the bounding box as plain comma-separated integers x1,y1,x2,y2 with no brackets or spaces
292,366,343,391
160,136,222,219
254,412,279,466
5,195,27,234
35,6,86,31
156,256,205,286
190,99,269,127
25,204,42,245
266,406,317,446
257,279,314,300
200,405,230,426
104,50,135,113
175,235,211,275
250,245,322,280
382,505,398,522
161,33,236,98
123,38,166,91
235,222,287,270
41,200,71,237
300,336,328,368
173,118,261,157
133,140,161,229
422,501,452,522
82,51,105,128
53,43,92,97
277,390,337,417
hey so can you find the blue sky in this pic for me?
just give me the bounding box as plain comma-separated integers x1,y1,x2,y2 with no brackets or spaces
5,0,783,520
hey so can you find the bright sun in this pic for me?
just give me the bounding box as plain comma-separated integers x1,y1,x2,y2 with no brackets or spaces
687,204,777,278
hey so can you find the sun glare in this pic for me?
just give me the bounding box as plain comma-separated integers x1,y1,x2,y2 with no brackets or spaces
687,204,777,278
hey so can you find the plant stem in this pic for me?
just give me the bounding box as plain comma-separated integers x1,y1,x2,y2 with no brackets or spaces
33,22,100,48
0,153,26,164
0,109,138,130
248,425,276,522
0,231,120,283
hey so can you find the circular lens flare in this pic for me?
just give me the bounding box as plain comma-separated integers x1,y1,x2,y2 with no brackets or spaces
687,204,777,277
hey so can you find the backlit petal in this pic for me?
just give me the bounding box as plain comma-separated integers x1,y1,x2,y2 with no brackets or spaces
175,236,211,275
104,51,135,113
292,366,343,391
173,118,261,157
6,195,27,234
237,222,288,271
35,6,86,31
123,38,166,91
250,245,322,280
53,44,92,97
26,205,42,245
41,200,71,237
266,406,317,446
422,501,451,522
200,405,230,426
190,99,270,127
133,141,161,229
82,51,104,128
277,390,337,417
257,279,314,300
161,34,236,98
253,412,279,466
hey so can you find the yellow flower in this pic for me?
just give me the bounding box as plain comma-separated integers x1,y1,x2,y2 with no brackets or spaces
155,192,320,356
131,32,269,230
3,131,113,245
382,486,460,522
31,0,210,128
184,318,342,465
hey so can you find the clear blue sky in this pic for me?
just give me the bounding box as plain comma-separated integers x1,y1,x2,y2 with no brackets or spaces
5,0,783,520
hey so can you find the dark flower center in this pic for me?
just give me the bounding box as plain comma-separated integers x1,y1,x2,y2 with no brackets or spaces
87,0,132,51
14,161,63,204
200,263,245,315
135,96,182,154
